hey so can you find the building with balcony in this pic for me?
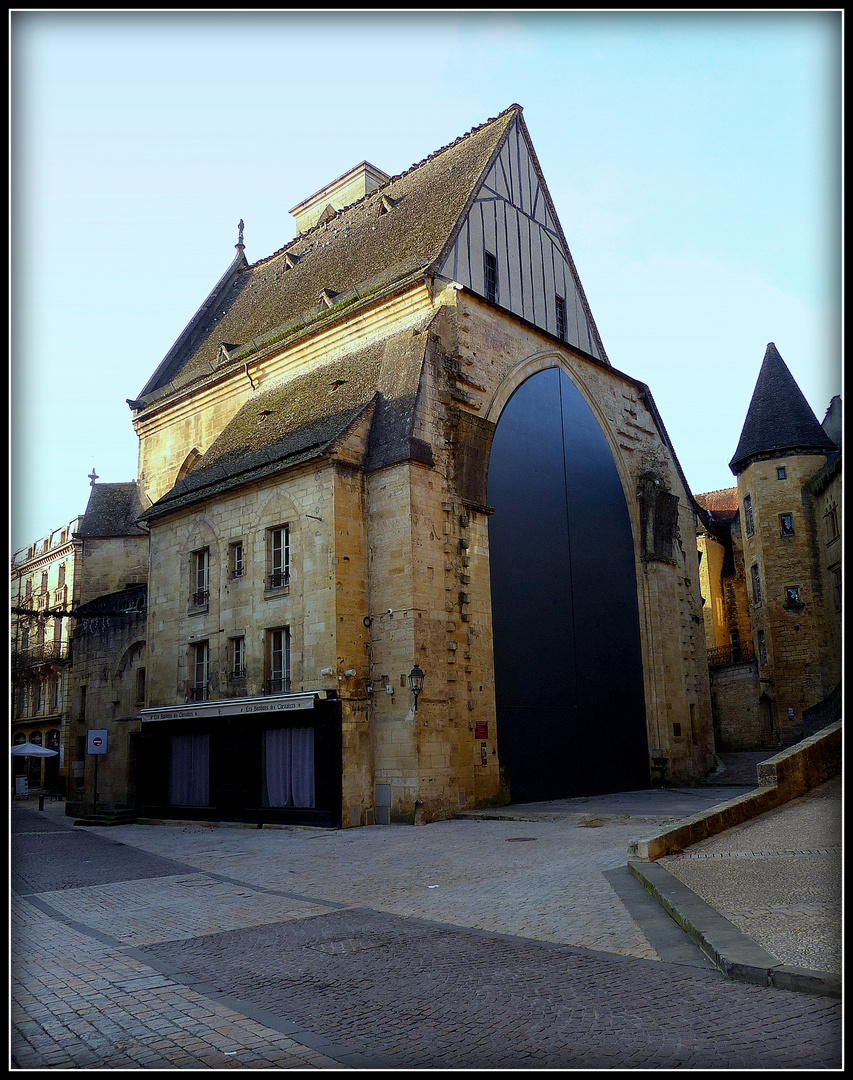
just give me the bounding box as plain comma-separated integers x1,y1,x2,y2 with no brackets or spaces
11,481,148,797
129,104,715,828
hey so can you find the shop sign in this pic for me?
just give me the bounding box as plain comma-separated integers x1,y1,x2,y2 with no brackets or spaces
141,693,317,723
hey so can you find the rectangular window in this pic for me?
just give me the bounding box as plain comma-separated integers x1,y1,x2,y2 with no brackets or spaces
52,676,61,712
779,513,794,536
776,466,787,480
35,681,43,714
191,641,209,701
229,541,244,578
824,504,839,541
784,586,801,606
267,526,290,590
266,628,290,695
555,295,566,341
79,685,87,719
191,548,210,607
750,564,762,605
484,250,498,303
831,565,841,612
743,494,754,536
757,630,767,666
230,636,245,679
136,668,146,704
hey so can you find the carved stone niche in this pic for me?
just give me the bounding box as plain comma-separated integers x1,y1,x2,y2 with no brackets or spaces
452,409,496,512
637,472,679,563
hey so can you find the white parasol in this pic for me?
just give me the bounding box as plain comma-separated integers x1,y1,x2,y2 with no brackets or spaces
11,742,58,757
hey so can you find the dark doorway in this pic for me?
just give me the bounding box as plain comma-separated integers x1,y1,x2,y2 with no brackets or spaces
487,367,648,802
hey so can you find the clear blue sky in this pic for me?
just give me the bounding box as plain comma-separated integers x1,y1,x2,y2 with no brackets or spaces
10,10,842,553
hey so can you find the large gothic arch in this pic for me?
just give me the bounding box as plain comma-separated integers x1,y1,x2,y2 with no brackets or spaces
486,366,649,802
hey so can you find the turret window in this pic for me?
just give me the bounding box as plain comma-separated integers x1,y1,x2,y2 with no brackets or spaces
776,466,787,479
779,513,794,537
743,494,754,536
750,564,762,605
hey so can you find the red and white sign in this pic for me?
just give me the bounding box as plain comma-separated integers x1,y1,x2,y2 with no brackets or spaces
87,730,108,755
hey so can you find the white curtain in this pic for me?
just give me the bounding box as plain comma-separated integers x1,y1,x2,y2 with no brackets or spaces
168,733,209,805
263,727,314,808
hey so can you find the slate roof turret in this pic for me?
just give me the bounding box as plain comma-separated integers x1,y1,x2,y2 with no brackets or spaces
729,343,837,475
75,482,147,538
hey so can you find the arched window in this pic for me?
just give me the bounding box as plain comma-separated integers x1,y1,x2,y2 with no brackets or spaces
176,448,201,484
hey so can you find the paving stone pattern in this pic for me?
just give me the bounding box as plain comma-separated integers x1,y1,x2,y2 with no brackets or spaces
140,907,840,1070
11,798,842,1069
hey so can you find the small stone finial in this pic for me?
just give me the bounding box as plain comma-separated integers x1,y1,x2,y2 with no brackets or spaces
236,219,245,251
88,468,99,486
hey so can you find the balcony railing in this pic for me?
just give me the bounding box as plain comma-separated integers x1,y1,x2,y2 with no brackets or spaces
12,642,70,671
264,677,291,695
189,685,209,702
189,589,209,609
266,571,289,590
707,641,755,669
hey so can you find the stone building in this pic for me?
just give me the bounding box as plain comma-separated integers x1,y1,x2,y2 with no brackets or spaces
11,480,148,798
129,104,715,827
696,343,841,750
12,518,80,792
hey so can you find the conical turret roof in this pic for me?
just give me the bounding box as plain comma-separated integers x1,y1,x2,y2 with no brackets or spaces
729,343,837,474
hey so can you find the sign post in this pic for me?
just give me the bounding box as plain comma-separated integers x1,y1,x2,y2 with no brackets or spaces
87,729,108,815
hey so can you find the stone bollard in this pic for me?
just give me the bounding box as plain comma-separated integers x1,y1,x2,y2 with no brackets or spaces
38,794,45,811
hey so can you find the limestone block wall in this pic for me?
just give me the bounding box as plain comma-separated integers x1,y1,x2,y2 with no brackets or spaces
145,463,339,709
65,609,147,815
709,662,763,751
736,454,839,741
77,535,149,607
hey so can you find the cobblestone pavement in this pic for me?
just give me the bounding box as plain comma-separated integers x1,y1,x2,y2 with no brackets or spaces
11,795,843,1069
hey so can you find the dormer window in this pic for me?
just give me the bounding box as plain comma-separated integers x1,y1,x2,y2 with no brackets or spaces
379,194,396,215
320,289,338,309
284,252,299,270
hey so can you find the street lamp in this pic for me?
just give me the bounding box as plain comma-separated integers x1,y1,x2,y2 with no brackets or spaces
408,664,425,711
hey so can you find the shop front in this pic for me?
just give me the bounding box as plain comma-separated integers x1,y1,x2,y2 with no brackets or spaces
136,691,341,827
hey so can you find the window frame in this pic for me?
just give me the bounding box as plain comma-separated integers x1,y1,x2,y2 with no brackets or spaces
229,541,244,579
483,250,498,304
190,547,210,608
779,513,794,537
229,636,245,680
555,295,566,341
743,494,755,536
750,563,762,605
266,526,290,591
266,627,291,695
190,640,210,701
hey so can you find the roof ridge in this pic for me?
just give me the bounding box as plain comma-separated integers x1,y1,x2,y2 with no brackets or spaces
253,105,523,269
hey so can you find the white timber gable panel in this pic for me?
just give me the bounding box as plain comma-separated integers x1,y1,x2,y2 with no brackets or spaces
438,115,606,363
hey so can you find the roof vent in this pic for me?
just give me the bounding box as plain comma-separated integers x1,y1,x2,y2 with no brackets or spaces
379,194,397,215
319,289,338,309
290,161,389,235
284,252,300,270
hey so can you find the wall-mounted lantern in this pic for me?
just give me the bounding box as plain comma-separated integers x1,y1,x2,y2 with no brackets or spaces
408,664,425,711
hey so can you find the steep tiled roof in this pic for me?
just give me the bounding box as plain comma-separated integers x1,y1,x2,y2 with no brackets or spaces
729,343,837,474
75,483,147,537
140,317,434,520
137,107,520,404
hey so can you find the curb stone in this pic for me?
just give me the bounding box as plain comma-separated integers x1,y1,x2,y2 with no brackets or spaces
627,857,841,999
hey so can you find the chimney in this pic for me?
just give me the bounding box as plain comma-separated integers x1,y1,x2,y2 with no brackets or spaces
289,161,389,235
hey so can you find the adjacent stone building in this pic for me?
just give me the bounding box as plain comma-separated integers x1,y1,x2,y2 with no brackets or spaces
11,480,148,800
128,104,716,826
696,344,842,750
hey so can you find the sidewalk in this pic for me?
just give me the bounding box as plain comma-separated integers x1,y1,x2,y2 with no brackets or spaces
460,753,841,997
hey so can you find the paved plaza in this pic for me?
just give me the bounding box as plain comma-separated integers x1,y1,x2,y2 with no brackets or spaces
10,785,842,1070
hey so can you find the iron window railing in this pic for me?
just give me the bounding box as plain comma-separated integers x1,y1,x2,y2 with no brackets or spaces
707,640,755,668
